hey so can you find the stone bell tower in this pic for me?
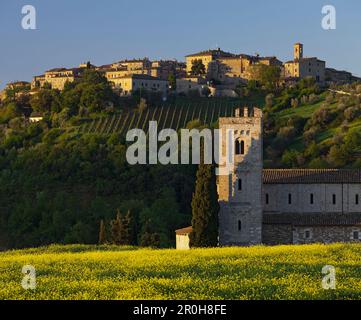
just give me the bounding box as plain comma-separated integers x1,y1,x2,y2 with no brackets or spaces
217,107,263,246
294,43,303,60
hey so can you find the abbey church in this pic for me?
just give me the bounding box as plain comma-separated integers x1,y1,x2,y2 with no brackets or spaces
176,107,361,248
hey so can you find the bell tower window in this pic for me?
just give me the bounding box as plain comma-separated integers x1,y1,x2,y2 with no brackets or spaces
235,140,245,155
238,220,242,232
238,179,242,191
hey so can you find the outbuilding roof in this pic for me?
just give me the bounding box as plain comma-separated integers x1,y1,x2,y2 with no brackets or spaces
263,169,361,184
175,226,192,235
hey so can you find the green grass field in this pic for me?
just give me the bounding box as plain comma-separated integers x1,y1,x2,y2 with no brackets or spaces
1,244,360,300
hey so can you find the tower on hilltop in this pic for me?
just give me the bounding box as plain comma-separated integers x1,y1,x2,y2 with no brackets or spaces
294,43,304,61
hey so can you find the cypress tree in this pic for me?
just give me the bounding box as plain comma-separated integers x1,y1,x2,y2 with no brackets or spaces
98,219,107,245
111,209,133,245
140,220,160,248
111,210,123,245
122,210,133,245
189,163,219,248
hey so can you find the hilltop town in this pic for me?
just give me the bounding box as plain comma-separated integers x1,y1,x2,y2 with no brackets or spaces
1,43,360,104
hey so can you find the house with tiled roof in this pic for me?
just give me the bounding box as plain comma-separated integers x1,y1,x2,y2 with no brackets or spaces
185,48,235,77
108,74,168,96
185,48,283,87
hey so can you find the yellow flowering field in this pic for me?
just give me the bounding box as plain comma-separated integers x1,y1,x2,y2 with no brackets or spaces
0,243,360,300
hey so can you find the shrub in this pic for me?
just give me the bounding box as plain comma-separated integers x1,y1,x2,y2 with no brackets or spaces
308,93,319,104
311,107,332,128
303,127,318,146
291,98,299,108
344,106,359,122
300,95,309,105
265,94,275,108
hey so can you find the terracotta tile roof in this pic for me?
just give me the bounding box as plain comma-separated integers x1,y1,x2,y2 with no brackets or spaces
284,58,326,64
46,68,68,72
263,213,361,226
263,169,361,184
175,226,192,235
186,49,235,58
30,112,43,117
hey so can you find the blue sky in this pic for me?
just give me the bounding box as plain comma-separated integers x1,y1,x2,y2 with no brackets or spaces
0,0,360,89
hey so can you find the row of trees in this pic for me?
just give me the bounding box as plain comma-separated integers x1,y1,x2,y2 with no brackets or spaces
98,210,161,247
97,161,220,248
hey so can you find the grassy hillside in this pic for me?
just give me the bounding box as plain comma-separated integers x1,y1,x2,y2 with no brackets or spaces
1,244,361,300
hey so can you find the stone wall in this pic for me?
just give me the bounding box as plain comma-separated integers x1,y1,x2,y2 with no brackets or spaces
262,224,292,245
293,226,361,245
262,224,361,245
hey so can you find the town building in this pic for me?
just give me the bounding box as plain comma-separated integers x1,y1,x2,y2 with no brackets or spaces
176,107,361,249
176,76,206,95
151,60,185,80
284,43,326,84
185,48,235,77
325,68,361,84
112,58,152,71
29,111,44,123
32,67,84,91
109,74,168,96
217,55,282,85
185,48,282,86
0,81,30,101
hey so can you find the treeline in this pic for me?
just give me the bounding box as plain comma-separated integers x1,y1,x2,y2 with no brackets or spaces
0,125,196,249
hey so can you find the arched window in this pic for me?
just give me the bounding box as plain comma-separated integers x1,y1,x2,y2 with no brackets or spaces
238,220,242,232
235,140,240,155
235,140,245,155
238,179,242,191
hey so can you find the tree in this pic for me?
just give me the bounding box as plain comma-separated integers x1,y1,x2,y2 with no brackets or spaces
140,220,160,248
110,209,132,245
138,98,148,113
122,210,133,245
30,88,60,113
248,65,281,90
265,94,275,108
110,210,123,245
191,59,206,76
311,106,332,128
168,73,177,91
189,163,219,248
98,220,107,244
